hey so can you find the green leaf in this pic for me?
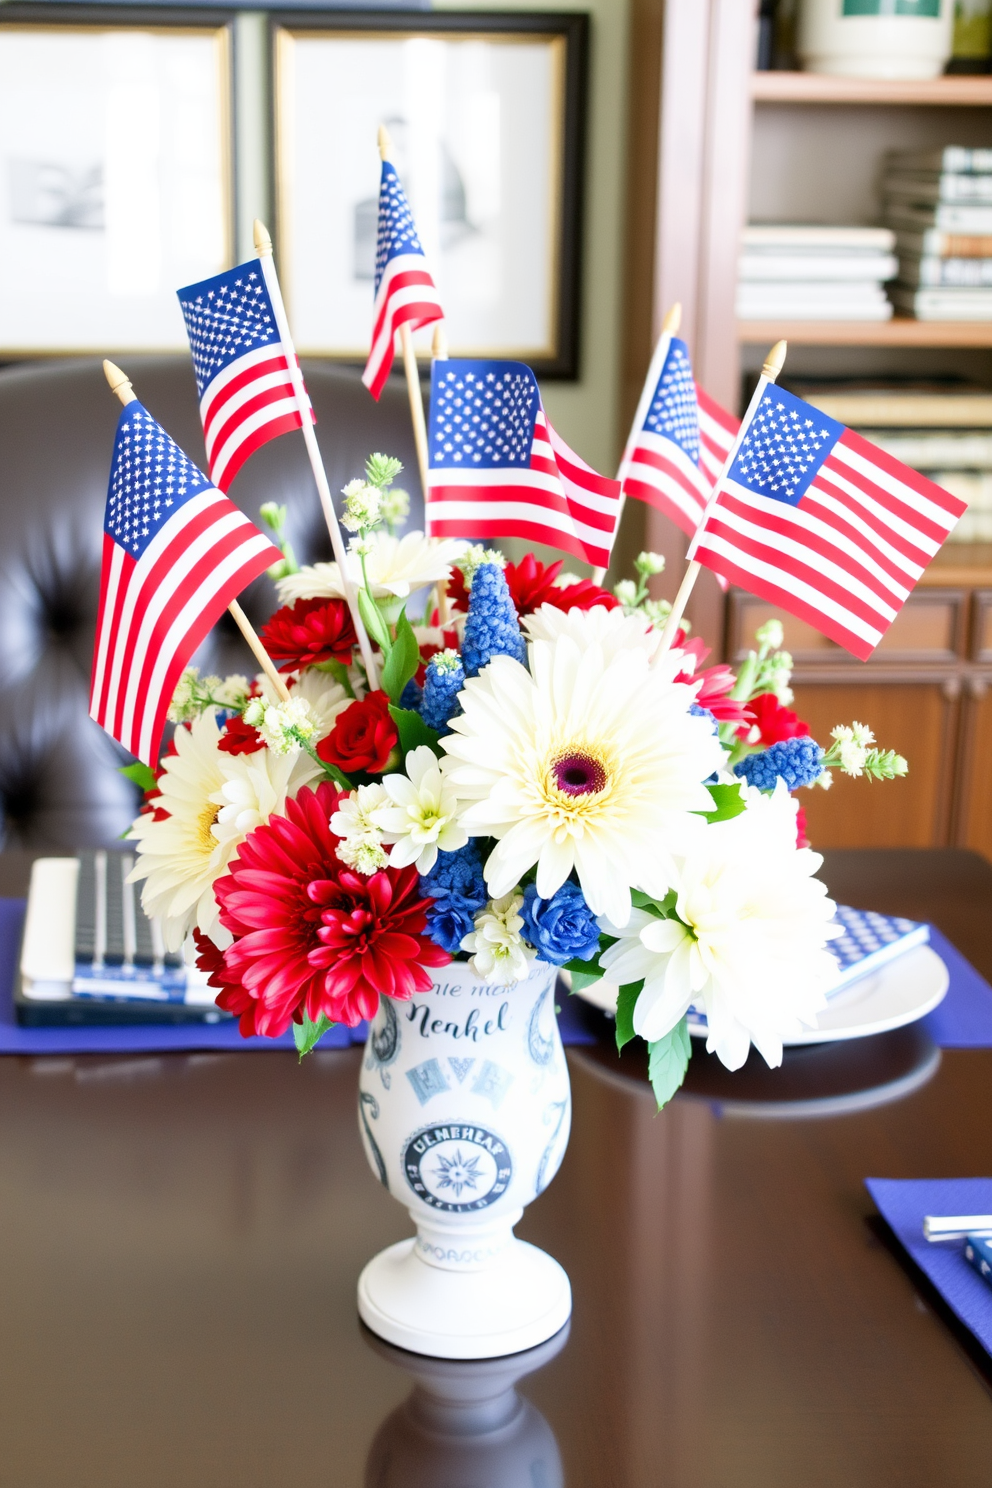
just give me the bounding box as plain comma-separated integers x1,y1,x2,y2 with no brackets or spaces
315,658,356,697
358,586,392,654
615,981,642,1052
630,888,678,917
381,608,421,702
388,705,441,759
293,1012,336,1059
697,781,747,823
568,967,602,995
647,1016,692,1111
119,761,158,793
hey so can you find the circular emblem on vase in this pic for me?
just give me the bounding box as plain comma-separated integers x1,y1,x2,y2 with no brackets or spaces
402,1123,513,1213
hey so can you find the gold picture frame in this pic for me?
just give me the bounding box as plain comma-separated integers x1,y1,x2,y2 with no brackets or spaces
271,11,587,379
0,9,234,356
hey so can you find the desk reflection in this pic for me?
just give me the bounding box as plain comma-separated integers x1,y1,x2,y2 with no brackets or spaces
363,1323,569,1488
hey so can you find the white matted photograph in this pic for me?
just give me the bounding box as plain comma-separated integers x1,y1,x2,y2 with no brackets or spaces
0,19,233,353
273,14,586,376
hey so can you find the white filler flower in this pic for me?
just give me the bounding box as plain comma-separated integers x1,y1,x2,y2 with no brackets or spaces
441,635,724,927
378,745,468,874
598,785,842,1071
462,892,537,985
276,532,463,605
331,784,391,874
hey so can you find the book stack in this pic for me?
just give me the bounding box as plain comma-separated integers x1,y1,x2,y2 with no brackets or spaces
787,379,992,543
737,225,897,321
885,148,992,321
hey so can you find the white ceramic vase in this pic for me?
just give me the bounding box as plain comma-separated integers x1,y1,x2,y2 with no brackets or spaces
356,958,572,1359
797,0,953,79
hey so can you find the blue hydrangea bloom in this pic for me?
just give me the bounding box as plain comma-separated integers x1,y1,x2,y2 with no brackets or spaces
461,563,526,678
520,882,600,967
420,841,488,954
420,840,487,904
424,892,480,954
734,735,824,792
420,652,465,734
399,677,422,712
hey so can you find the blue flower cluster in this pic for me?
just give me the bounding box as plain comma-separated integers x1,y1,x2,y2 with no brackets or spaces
520,882,600,967
734,735,824,792
461,563,526,678
399,677,422,712
420,652,465,734
420,841,488,954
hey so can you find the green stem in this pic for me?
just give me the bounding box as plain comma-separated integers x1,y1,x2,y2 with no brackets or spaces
294,733,353,791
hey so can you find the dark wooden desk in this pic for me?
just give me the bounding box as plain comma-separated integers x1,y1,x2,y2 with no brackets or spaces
0,849,989,1485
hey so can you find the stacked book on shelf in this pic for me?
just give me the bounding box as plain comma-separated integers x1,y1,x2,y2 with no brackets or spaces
786,379,992,544
885,148,992,321
737,224,896,321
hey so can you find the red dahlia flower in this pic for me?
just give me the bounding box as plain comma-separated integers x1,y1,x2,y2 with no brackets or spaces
745,692,810,746
205,783,448,1037
317,690,397,774
260,597,358,673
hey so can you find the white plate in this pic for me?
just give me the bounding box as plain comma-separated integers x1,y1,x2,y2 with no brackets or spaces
571,943,949,1046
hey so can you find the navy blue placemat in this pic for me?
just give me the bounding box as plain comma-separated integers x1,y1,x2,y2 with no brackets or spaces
0,898,595,1055
866,1177,992,1357
920,927,992,1047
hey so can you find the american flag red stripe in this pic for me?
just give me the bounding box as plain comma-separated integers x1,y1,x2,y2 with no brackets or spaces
620,382,738,539
691,390,966,660
90,405,281,766
428,408,621,568
199,345,311,492
363,256,444,401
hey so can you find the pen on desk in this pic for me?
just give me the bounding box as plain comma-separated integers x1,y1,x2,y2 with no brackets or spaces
924,1213,992,1242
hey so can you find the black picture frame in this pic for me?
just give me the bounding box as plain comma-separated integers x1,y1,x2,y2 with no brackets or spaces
270,9,588,380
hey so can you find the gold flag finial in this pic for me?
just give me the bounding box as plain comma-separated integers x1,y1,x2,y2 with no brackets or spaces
253,218,273,257
103,360,136,406
662,302,682,336
762,339,788,382
378,125,393,163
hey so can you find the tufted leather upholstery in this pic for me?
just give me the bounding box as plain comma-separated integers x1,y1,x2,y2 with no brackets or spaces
0,356,420,851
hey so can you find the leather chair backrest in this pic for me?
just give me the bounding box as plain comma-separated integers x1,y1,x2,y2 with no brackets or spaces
0,355,420,850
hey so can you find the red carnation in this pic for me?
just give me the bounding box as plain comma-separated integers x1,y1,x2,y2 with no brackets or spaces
745,692,810,746
210,783,448,1037
218,714,264,755
317,690,397,774
506,554,618,616
260,597,358,673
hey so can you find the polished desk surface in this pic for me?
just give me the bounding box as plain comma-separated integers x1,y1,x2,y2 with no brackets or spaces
0,848,989,1486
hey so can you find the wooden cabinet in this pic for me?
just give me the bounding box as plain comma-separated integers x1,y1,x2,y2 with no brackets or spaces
727,562,992,850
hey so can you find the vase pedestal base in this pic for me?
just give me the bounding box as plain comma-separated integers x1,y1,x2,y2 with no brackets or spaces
357,1236,572,1360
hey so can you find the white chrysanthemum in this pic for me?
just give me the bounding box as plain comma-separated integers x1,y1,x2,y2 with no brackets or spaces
378,745,468,874
462,892,536,986
440,636,725,927
127,714,294,950
598,785,842,1071
330,783,390,875
522,602,694,684
275,531,464,605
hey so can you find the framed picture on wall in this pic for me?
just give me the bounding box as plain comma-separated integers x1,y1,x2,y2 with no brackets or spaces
0,5,234,354
272,11,588,378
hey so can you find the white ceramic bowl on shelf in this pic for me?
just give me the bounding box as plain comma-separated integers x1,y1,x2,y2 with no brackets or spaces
797,0,954,80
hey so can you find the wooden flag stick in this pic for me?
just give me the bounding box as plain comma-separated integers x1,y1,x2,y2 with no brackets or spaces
379,126,432,505
591,300,682,587
252,219,380,690
101,360,292,704
429,320,451,627
656,338,788,653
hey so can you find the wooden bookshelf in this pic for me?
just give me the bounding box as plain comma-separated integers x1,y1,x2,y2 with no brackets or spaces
737,319,992,348
752,71,992,107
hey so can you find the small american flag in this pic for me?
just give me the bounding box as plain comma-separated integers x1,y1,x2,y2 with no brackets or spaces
426,359,622,567
89,402,281,766
619,335,739,538
363,161,444,401
690,383,967,660
178,259,312,493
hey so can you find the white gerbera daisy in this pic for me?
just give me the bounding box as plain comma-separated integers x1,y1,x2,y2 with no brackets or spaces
378,745,468,875
598,785,842,1071
275,531,464,606
440,635,725,927
127,713,296,950
522,602,695,684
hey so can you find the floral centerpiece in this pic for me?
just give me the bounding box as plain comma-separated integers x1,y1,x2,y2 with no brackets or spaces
125,452,906,1110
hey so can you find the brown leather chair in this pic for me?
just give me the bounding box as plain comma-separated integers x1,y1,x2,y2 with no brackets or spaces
0,355,420,850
